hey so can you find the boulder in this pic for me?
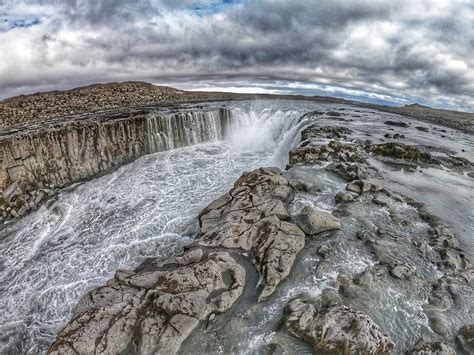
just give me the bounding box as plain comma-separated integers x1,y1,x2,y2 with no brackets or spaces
284,296,394,354
295,206,341,235
390,263,416,279
335,190,359,203
457,324,474,353
346,179,383,194
407,341,455,355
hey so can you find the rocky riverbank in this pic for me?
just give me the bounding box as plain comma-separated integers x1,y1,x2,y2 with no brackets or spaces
48,116,473,354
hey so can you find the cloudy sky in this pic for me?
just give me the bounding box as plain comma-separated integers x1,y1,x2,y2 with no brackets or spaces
0,0,473,110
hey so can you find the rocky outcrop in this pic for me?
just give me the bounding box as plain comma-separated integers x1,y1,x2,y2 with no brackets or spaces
198,167,305,301
0,107,230,222
49,250,245,355
284,295,394,354
49,167,306,353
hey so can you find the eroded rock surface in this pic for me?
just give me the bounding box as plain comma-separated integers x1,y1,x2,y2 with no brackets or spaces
198,167,305,301
49,250,245,354
284,295,394,354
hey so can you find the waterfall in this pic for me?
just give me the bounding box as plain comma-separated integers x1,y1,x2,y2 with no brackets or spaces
146,109,229,153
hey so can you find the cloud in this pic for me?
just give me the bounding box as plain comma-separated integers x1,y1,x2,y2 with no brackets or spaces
0,0,472,110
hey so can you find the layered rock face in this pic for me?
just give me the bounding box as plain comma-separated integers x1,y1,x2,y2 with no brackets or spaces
0,107,230,222
48,167,306,354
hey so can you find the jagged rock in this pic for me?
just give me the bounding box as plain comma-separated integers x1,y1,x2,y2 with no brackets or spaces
327,162,377,181
457,324,474,353
390,263,416,279
301,125,352,141
289,141,364,165
284,296,394,354
198,167,305,301
346,179,383,194
335,190,359,203
289,178,321,194
318,243,335,258
295,206,341,235
48,250,245,355
368,142,432,164
407,341,455,354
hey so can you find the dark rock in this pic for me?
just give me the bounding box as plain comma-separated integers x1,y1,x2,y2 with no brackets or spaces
346,179,383,194
384,120,409,127
390,263,416,279
335,190,359,203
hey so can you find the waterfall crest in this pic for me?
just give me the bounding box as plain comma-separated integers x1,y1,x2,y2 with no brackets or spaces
146,109,230,152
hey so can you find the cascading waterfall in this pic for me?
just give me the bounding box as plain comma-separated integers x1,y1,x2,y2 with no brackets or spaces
146,109,230,152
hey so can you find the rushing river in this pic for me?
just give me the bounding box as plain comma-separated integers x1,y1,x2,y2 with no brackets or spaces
0,101,473,354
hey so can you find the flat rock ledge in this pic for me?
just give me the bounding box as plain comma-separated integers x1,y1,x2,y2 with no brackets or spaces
284,295,394,354
49,167,305,354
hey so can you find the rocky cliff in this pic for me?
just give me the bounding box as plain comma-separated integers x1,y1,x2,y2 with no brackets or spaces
0,106,230,222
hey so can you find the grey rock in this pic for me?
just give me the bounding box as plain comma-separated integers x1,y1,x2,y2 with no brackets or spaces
390,263,416,279
295,206,341,235
284,296,394,354
457,324,474,353
335,190,358,203
407,341,455,354
198,168,305,301
346,179,383,194
48,251,245,355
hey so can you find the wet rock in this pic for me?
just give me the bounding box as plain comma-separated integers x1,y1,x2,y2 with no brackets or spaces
295,206,341,235
407,341,455,354
390,263,416,279
335,190,359,203
48,250,245,355
368,142,432,164
384,120,409,127
327,162,377,181
284,296,394,354
318,243,335,258
289,178,321,194
289,141,364,166
346,179,383,194
457,324,474,353
198,167,305,301
301,125,352,141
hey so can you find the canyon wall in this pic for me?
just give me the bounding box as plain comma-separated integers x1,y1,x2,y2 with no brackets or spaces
0,107,230,222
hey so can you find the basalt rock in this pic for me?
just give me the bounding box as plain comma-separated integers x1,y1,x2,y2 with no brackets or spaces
198,167,305,301
457,324,474,353
48,250,245,355
284,295,394,354
407,341,455,355
295,206,341,235
368,142,433,164
289,141,364,166
300,125,352,141
346,179,384,194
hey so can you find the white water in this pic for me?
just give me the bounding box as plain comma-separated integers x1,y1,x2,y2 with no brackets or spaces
0,101,309,354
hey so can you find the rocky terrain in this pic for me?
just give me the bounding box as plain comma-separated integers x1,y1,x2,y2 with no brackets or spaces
48,118,473,353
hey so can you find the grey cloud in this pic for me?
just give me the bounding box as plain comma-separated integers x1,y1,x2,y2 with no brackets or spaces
0,0,472,110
